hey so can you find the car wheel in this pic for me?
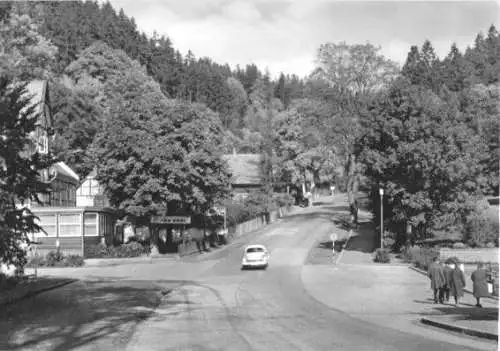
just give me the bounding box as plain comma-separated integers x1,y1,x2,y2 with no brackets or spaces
241,266,246,270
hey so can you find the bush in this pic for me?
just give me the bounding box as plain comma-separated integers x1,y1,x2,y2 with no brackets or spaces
452,242,466,249
63,254,85,267
373,248,391,263
407,246,439,270
26,252,85,268
464,211,499,247
85,242,148,259
273,193,295,208
486,242,496,248
45,250,65,266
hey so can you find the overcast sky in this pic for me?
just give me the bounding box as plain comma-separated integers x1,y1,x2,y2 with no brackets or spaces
106,0,500,78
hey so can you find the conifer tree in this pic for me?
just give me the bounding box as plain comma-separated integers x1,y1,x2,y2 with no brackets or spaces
0,76,54,270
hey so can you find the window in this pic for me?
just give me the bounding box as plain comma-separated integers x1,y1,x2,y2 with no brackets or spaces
246,247,265,253
36,126,48,154
58,213,81,237
84,213,98,236
34,214,57,238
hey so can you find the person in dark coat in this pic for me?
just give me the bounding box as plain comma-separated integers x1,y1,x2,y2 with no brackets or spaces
449,263,466,306
471,262,490,308
442,262,454,302
427,257,446,303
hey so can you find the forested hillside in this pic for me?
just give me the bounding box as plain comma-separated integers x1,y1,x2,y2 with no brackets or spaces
1,0,498,249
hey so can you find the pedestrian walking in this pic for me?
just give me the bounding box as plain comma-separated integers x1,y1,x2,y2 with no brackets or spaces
471,262,490,308
449,262,466,306
330,185,335,196
442,261,454,302
427,257,446,303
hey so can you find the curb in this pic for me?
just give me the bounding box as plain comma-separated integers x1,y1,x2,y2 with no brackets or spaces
0,278,76,306
420,317,498,341
408,266,499,301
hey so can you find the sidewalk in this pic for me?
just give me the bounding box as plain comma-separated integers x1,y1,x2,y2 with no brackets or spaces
302,195,498,348
301,264,498,349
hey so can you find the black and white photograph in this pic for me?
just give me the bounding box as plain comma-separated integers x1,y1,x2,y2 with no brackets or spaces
0,0,498,350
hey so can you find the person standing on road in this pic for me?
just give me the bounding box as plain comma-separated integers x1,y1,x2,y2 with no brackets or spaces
427,257,446,304
471,262,490,308
449,262,466,306
442,261,454,303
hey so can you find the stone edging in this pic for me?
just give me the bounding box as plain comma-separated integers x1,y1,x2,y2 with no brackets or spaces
408,266,499,301
0,278,76,306
420,317,498,341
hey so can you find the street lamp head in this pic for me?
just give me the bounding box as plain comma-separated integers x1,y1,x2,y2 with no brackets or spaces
379,188,384,196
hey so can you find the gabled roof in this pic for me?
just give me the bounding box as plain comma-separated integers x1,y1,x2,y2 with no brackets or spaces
52,162,80,184
20,80,52,128
222,153,263,185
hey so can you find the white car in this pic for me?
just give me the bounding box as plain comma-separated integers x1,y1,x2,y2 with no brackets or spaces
241,244,270,270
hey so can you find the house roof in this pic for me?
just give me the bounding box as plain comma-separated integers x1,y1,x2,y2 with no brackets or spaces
50,162,80,184
222,154,263,185
20,80,52,128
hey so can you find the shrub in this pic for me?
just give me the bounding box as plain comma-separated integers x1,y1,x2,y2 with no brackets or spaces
464,211,499,247
273,193,295,208
486,242,496,248
374,248,391,263
63,254,85,267
452,242,466,249
26,252,85,268
408,247,439,270
45,251,65,266
85,242,148,258
85,243,109,258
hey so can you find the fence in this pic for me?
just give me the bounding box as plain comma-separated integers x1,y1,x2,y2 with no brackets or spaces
439,248,499,264
178,206,295,256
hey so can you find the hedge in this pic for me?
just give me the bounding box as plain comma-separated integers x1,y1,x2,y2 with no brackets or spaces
26,251,85,267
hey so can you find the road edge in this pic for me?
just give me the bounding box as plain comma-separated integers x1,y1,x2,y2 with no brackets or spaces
420,317,498,341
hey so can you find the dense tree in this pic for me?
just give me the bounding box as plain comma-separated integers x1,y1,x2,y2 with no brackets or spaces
49,78,102,177
92,98,231,247
359,78,490,248
313,42,399,94
273,99,340,196
0,11,57,81
402,40,442,91
0,77,55,269
312,41,398,210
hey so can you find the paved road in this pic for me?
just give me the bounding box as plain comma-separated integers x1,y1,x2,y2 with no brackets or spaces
6,200,497,350
126,204,495,351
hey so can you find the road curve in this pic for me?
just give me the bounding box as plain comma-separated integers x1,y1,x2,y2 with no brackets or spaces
127,205,494,351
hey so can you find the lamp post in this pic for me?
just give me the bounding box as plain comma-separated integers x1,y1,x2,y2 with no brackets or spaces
56,239,60,256
379,188,384,249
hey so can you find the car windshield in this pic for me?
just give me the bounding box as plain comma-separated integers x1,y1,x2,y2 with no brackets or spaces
246,247,265,253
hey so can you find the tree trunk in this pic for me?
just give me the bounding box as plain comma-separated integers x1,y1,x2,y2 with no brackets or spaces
346,154,358,206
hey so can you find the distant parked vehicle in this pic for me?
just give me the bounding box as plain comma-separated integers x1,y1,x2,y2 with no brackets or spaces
241,244,270,270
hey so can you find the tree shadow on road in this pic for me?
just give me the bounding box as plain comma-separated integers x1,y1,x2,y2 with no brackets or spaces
0,279,190,351
343,220,377,254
